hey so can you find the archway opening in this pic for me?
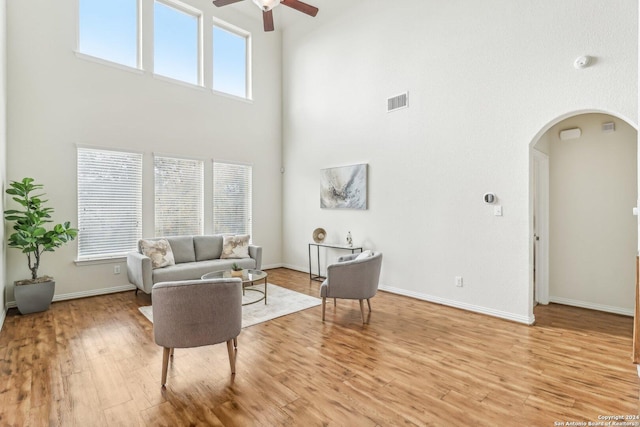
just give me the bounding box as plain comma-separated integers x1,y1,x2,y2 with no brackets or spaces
531,112,637,318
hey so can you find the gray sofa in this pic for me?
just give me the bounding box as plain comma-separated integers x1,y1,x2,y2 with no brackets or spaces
127,235,262,294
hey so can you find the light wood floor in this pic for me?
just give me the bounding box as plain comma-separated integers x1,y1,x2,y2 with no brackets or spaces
0,268,638,426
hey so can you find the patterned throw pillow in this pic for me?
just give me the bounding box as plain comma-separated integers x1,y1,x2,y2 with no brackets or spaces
220,235,250,259
139,239,175,269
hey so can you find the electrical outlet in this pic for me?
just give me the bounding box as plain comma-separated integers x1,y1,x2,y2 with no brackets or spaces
114,265,121,275
455,276,463,287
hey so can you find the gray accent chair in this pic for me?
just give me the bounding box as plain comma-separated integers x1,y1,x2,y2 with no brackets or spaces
320,251,383,324
152,278,242,387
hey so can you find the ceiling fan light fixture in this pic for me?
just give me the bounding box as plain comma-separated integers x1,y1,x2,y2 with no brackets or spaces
252,0,280,11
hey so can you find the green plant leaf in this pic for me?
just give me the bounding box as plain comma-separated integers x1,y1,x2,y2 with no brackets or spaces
4,177,78,278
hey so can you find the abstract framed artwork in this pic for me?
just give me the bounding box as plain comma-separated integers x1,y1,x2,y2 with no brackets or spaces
320,164,368,210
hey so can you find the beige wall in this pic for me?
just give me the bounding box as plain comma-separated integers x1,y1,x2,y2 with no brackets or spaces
548,114,637,314
5,0,283,302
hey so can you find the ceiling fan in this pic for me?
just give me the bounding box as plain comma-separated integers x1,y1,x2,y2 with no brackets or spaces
212,0,319,32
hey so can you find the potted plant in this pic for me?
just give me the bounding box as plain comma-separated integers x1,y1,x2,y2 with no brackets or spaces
231,262,244,277
4,177,78,314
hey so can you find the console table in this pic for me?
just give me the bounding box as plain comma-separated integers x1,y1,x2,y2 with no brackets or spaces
308,243,363,282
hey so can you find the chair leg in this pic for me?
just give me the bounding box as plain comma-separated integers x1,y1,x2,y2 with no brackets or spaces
170,347,174,358
226,339,236,374
359,299,366,324
233,337,238,349
366,298,372,312
322,297,326,321
334,298,336,307
135,288,138,295
161,347,171,387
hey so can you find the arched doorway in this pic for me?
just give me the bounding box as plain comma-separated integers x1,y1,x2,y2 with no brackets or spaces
530,111,638,318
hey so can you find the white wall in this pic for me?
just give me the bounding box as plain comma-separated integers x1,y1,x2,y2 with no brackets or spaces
0,0,6,325
6,0,282,301
281,0,638,323
548,114,637,315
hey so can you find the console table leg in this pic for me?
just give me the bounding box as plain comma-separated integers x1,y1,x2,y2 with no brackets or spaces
308,244,312,280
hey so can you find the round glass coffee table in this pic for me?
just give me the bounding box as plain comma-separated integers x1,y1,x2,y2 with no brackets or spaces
201,269,268,306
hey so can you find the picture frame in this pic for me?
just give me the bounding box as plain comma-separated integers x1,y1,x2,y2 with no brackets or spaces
320,164,368,210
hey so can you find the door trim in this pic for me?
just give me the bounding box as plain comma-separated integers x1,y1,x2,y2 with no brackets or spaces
532,149,549,305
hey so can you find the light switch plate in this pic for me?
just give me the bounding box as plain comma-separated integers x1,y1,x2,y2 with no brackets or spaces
494,205,503,216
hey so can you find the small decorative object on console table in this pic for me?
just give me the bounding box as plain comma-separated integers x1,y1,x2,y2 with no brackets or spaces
308,242,363,282
346,231,353,247
231,262,244,277
312,227,326,243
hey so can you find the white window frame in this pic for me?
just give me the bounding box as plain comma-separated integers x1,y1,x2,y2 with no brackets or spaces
212,16,252,100
212,160,253,237
75,0,143,71
154,154,204,237
153,0,204,87
77,146,143,261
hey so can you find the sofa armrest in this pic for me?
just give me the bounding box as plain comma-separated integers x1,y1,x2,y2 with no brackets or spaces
127,251,153,294
249,245,262,270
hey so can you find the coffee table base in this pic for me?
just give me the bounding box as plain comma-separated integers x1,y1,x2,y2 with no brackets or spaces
201,270,268,306
243,280,267,306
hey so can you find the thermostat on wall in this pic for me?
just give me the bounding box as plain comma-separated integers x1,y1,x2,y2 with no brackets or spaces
483,193,496,204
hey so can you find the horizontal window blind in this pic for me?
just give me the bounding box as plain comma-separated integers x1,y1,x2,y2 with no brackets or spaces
77,147,143,259
213,162,252,237
155,155,204,237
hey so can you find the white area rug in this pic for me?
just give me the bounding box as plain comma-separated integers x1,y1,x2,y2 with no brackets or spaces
138,283,321,328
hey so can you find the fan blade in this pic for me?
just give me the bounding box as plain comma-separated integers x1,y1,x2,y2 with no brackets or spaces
263,10,274,31
281,0,318,17
212,0,244,7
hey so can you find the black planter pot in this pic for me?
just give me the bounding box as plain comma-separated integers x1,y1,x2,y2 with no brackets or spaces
14,279,55,314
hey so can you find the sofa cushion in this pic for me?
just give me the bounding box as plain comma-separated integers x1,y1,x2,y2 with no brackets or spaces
193,235,224,261
139,238,175,269
152,258,257,283
221,235,250,259
166,236,196,264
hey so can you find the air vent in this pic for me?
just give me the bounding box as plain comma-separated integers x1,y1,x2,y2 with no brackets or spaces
602,122,615,133
387,92,408,112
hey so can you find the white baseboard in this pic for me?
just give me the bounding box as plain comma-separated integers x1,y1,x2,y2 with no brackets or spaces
282,263,308,274
279,264,534,325
379,284,535,325
262,263,284,270
549,296,633,317
6,284,136,308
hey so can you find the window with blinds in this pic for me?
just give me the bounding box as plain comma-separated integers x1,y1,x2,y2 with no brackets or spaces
77,147,143,259
155,155,204,236
213,162,252,236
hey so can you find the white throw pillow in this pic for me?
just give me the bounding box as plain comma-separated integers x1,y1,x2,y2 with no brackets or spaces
355,250,373,261
139,238,175,269
221,235,250,259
